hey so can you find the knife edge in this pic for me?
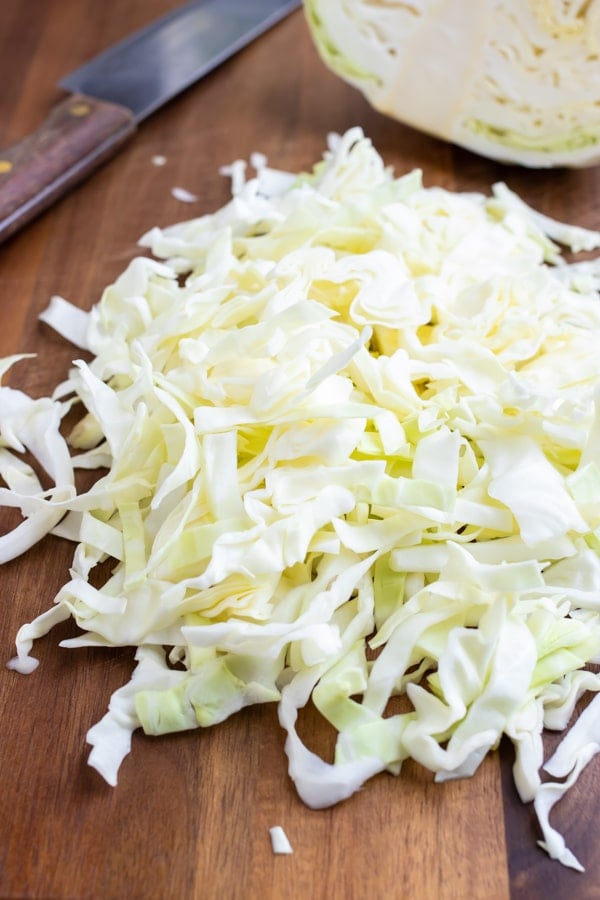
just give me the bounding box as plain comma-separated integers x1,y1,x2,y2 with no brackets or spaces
58,0,302,123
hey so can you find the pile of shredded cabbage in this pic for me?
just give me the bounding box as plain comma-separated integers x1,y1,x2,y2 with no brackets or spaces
3,128,600,870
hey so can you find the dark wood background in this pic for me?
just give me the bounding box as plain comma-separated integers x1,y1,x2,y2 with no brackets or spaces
1,2,600,897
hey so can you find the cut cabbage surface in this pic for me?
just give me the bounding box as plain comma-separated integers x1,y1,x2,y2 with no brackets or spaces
305,0,600,168
3,129,600,869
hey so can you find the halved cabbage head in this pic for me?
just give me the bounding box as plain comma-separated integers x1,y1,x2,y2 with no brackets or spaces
305,0,600,168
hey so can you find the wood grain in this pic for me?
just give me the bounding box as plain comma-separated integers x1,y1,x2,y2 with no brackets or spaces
1,2,600,898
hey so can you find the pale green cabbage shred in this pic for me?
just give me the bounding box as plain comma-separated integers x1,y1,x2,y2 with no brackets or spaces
3,129,600,869
304,0,600,168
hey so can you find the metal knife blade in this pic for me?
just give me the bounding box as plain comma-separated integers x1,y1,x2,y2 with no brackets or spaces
59,0,301,123
0,0,300,244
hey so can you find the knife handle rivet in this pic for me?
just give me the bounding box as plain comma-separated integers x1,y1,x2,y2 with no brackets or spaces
69,102,92,117
0,160,12,174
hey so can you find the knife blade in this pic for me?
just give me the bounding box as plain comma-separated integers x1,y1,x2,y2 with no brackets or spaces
0,0,300,244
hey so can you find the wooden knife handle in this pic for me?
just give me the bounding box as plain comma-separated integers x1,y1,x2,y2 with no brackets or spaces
0,94,136,244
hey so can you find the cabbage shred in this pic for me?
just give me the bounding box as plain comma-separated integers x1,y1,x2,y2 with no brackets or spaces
3,129,600,870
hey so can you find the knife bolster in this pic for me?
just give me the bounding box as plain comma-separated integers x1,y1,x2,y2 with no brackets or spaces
0,94,136,243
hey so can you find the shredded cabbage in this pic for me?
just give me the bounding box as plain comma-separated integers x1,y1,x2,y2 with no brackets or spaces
3,128,600,869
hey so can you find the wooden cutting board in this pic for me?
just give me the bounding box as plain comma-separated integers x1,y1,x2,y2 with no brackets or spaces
1,2,600,897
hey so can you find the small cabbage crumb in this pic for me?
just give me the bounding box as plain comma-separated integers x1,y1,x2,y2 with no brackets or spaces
269,826,293,855
151,155,167,166
171,186,198,203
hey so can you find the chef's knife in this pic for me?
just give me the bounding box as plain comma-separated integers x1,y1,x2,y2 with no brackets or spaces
0,0,300,244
